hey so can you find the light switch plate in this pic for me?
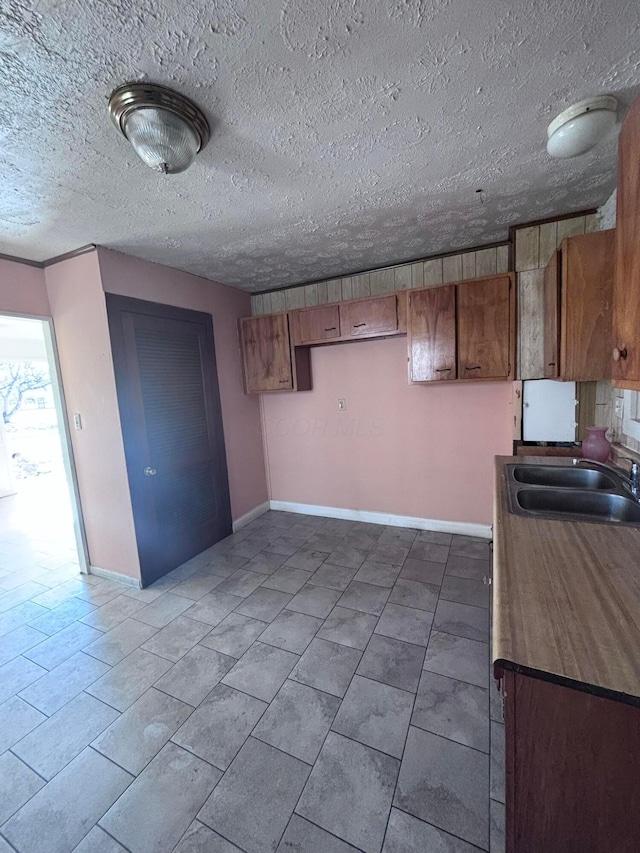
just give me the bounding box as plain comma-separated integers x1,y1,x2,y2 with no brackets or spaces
338,398,346,411
73,413,82,430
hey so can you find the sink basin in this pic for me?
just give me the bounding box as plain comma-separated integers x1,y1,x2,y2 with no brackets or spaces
510,465,617,490
515,489,640,524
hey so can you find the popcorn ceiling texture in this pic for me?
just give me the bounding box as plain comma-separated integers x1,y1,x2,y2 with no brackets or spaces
0,0,638,291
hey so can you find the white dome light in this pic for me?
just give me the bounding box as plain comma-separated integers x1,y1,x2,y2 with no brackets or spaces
546,96,617,159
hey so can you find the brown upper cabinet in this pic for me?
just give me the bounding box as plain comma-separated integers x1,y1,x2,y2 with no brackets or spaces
409,274,514,384
542,230,614,381
341,294,399,339
239,313,311,393
613,93,640,389
291,304,341,345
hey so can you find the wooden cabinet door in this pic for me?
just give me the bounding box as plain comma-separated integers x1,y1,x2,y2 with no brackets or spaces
342,295,398,338
408,286,456,382
613,93,640,386
457,276,512,380
560,231,613,381
543,250,560,379
294,304,341,344
239,314,293,392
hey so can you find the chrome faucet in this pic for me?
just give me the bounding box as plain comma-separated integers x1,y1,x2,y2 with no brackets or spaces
574,457,640,500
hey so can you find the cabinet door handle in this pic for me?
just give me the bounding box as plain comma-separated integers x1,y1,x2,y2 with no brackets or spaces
548,362,556,366
279,379,289,384
324,327,337,331
466,365,482,371
353,323,367,328
613,346,628,362
435,368,452,372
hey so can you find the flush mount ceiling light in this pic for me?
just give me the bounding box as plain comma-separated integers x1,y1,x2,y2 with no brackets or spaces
108,82,210,174
546,96,617,158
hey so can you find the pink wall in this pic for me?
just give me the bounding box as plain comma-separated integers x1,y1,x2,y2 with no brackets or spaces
44,252,141,578
0,258,49,317
96,248,268,521
262,336,513,526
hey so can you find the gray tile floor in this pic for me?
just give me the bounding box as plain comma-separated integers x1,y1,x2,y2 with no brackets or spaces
0,511,505,853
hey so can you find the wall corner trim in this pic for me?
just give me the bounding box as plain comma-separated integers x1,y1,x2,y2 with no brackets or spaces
268,500,492,539
88,565,142,589
232,501,271,532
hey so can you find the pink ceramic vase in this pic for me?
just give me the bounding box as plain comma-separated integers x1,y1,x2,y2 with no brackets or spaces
582,426,612,463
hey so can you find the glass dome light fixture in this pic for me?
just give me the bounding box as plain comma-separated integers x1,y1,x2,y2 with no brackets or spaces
546,95,617,159
108,82,210,174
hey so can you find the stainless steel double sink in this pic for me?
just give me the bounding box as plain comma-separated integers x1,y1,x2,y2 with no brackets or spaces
505,463,640,525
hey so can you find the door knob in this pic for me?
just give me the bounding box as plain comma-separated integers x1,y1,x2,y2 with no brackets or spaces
613,346,628,362
144,467,157,476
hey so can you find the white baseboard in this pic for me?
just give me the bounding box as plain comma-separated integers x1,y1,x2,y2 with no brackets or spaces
268,500,492,539
88,565,142,588
232,501,271,532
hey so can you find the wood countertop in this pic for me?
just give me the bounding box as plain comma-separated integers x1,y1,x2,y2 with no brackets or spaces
493,455,640,706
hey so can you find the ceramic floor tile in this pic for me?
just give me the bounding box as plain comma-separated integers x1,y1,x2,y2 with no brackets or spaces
72,826,129,852
305,533,346,554
83,618,159,665
215,568,266,598
490,678,504,722
259,609,324,654
388,578,439,612
262,566,314,594
234,587,293,622
440,575,490,609
23,621,103,670
412,671,490,753
375,602,433,646
199,737,310,853
286,583,342,619
394,727,489,849
0,623,47,666
185,590,245,626
490,799,506,853
284,550,328,573
0,581,49,613
337,580,390,616
100,742,221,853
399,558,446,585
74,581,127,608
253,679,340,764
0,751,45,824
155,645,235,707
86,648,173,711
352,560,401,589
79,594,145,631
0,600,47,637
332,675,413,759
378,528,417,549
0,655,48,703
243,552,288,575
202,553,250,578
140,615,212,662
308,563,358,591
0,695,47,754
357,634,425,693
290,637,362,698
222,641,298,702
317,606,378,650
407,541,449,564
265,537,309,557
228,538,269,560
170,571,226,601
369,544,410,566
26,597,96,636
327,545,371,570
199,612,267,658
172,683,267,770
433,600,489,642
449,536,491,561
12,691,120,780
1,747,133,853
296,732,399,853
277,815,359,852
415,530,453,547
174,821,242,852
490,721,505,803
423,631,489,689
93,687,192,775
445,554,490,581
134,592,195,628
382,808,479,853
18,650,111,716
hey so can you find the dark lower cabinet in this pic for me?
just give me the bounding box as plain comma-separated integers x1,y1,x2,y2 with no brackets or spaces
497,668,640,852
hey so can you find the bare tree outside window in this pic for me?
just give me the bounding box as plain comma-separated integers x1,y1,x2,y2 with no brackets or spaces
0,362,52,424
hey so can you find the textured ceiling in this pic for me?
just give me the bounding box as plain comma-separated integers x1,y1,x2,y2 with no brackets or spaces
1,1,639,292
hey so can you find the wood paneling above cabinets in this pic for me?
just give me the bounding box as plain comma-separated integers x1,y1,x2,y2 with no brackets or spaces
408,274,515,385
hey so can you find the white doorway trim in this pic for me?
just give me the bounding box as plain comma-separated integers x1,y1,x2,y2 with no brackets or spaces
1,310,90,574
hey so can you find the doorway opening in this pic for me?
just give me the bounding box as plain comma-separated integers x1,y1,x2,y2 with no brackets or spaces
0,314,88,587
